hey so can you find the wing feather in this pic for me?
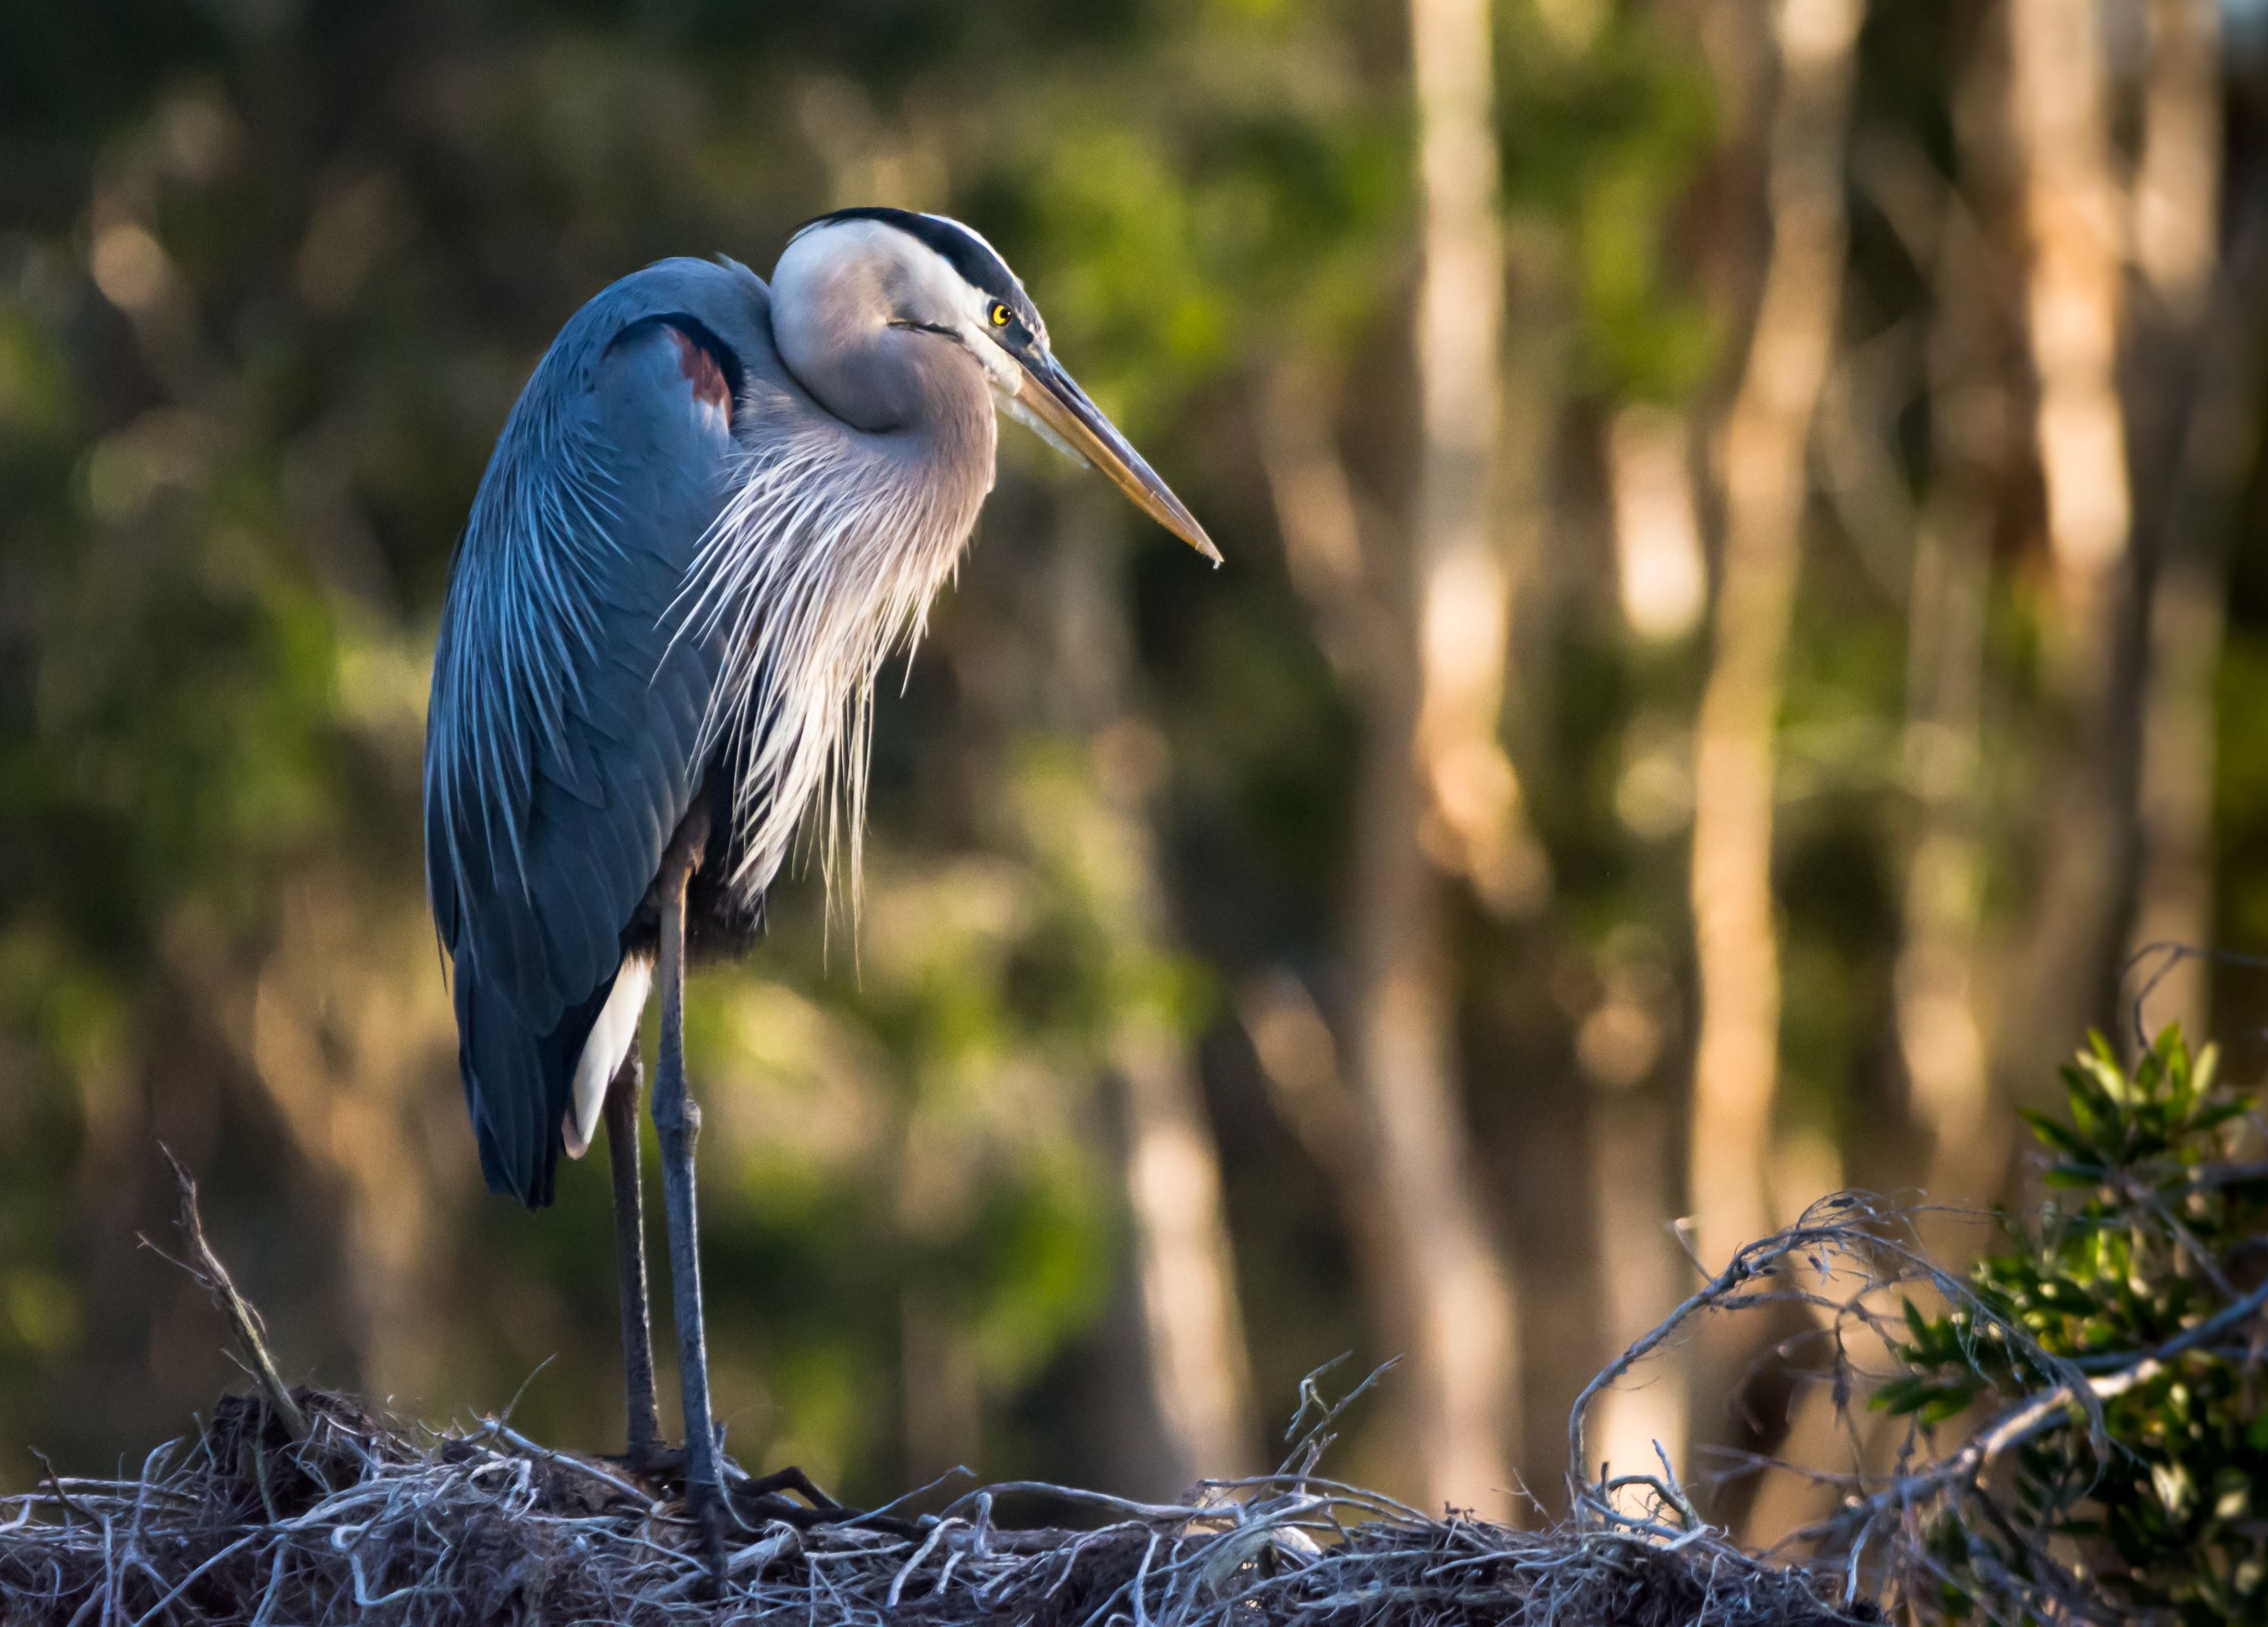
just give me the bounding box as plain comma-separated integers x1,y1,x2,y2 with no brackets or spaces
425,260,770,1204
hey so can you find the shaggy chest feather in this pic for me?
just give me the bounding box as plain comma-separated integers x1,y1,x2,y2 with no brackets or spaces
677,404,995,913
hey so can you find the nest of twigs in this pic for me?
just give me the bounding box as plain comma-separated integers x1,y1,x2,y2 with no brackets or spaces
0,1384,1873,1627
2,1151,1895,1625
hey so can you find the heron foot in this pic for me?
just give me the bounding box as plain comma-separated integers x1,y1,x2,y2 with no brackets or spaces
602,1447,727,1588
722,1463,901,1531
687,1472,730,1595
611,1443,904,1534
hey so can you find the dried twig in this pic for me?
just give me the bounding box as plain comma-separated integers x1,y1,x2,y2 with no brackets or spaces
1,1386,1867,1626
143,1147,308,1444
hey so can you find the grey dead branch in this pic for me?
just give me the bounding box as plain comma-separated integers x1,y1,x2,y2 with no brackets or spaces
15,1164,2234,1625
0,1160,1892,1627
0,1387,1874,1627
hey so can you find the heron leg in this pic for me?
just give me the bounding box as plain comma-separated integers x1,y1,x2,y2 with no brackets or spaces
649,829,727,1580
602,1049,665,1471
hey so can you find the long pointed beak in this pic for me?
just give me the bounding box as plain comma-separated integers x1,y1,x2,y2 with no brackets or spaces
1015,348,1221,563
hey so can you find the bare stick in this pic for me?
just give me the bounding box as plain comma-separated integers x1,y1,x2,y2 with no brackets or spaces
147,1145,308,1443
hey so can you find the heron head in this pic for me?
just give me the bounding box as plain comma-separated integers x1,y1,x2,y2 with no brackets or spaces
785,208,1219,563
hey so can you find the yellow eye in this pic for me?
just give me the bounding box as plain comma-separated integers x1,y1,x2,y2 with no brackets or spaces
990,302,1012,327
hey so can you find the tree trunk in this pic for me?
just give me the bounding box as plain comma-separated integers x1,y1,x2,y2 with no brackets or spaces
1895,48,2019,1210
2000,0,2148,1092
1686,0,1864,1271
2008,0,2131,679
2126,0,2230,1042
1247,359,1473,1425
1349,720,1519,1513
1575,941,1688,1505
1896,489,1997,1203
1257,361,1522,1511
1607,405,1709,644
224,875,457,1405
1046,497,1260,1491
1252,0,1575,1509
1117,1012,1259,1487
1410,0,1549,920
1756,125,2015,1523
1582,400,1707,1501
1255,0,1542,1515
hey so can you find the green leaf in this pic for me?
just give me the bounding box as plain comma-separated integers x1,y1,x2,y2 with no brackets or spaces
2022,1110,2096,1161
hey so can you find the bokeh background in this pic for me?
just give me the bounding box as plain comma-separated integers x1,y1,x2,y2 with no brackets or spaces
5,0,2268,1548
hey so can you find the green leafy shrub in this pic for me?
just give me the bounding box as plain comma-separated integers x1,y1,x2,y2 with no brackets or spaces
1881,1030,2268,1622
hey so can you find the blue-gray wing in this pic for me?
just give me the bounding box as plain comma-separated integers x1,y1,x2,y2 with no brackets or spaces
423,258,772,1206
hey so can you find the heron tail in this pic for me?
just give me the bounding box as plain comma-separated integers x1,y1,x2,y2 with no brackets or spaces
454,953,621,1208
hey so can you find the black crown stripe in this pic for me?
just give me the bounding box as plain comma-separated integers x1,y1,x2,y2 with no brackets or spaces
799,206,1038,328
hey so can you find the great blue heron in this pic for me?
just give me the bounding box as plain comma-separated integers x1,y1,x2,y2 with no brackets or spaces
423,209,1215,1555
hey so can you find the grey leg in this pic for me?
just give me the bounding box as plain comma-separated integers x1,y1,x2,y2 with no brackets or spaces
602,1048,664,1470
649,843,727,1578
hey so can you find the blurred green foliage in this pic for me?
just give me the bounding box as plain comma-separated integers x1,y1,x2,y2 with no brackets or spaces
2,0,2265,1542
0,0,1470,1500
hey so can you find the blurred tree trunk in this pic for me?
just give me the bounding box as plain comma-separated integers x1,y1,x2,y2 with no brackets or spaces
1250,368,1432,1449
168,876,459,1405
1897,339,2000,1204
1687,0,1864,1271
1894,45,2020,1210
1753,112,2015,1528
2131,0,2221,327
2001,0,2149,1088
1114,1014,1259,1486
1572,938,1688,1504
1256,358,1536,1503
1266,0,1538,1515
1703,12,1954,1534
1606,406,1709,644
1345,685,1520,1514
1288,484,1524,1511
2008,0,2131,678
1585,404,1705,1499
1256,362,1389,687
2126,0,2229,1041
1046,497,1259,1491
1250,0,1537,1492
2130,215,2267,1043
1411,0,1550,922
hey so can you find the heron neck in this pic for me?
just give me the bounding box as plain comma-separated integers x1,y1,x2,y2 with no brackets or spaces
888,333,996,507
773,318,995,522
691,325,996,913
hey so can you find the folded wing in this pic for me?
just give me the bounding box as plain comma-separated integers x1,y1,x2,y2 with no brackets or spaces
423,259,770,1205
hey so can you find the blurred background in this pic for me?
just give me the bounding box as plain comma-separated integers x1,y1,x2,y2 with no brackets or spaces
5,0,2267,1548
